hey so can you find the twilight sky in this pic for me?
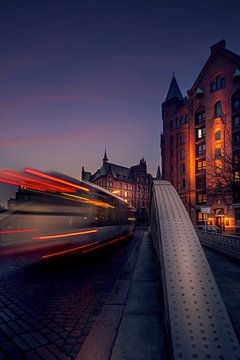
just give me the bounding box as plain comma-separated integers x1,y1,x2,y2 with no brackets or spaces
1,0,240,178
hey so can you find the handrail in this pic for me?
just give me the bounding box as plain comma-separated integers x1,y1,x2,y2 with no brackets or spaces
150,180,240,360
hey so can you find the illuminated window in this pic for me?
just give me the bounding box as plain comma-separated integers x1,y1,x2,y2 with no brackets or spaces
198,128,202,138
215,130,221,140
196,192,207,204
197,160,206,171
214,102,222,117
235,171,240,182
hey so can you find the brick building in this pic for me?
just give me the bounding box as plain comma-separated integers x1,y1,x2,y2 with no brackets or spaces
81,151,152,224
161,40,240,231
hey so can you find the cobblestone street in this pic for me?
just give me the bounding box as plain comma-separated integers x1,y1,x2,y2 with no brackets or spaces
0,231,142,359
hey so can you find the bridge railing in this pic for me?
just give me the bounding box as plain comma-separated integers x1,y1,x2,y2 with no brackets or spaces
150,180,240,360
197,230,240,260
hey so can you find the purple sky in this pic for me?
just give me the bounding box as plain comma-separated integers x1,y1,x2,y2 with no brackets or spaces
1,0,240,180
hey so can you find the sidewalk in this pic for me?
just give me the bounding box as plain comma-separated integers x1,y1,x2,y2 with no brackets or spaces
76,231,168,360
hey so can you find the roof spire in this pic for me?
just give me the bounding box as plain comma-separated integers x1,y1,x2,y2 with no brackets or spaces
165,74,183,101
156,166,162,180
103,148,108,164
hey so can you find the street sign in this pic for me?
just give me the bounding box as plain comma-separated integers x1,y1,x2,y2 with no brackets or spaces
201,207,210,214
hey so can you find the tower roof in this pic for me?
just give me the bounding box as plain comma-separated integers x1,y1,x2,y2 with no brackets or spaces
103,148,108,163
165,74,183,101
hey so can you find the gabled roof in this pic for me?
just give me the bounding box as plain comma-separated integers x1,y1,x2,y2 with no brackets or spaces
91,162,132,182
165,74,183,101
189,40,240,94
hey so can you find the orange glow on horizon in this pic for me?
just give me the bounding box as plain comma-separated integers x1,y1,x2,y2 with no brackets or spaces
34,229,97,240
25,168,89,192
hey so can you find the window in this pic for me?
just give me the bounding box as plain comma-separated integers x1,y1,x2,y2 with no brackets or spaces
196,127,206,139
175,118,180,129
196,144,206,156
181,178,185,188
233,116,240,128
235,171,240,182
215,130,221,140
196,176,206,189
215,148,222,159
180,164,185,175
180,134,185,144
195,111,206,125
197,192,206,204
180,148,185,160
234,153,240,165
210,76,226,92
233,98,240,112
169,120,173,131
214,101,222,117
185,115,189,124
197,160,206,171
180,116,185,126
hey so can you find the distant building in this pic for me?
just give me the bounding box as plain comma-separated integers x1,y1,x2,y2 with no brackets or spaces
161,40,240,231
82,150,152,224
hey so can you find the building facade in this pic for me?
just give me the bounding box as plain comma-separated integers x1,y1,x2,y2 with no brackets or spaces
161,40,240,231
82,151,152,224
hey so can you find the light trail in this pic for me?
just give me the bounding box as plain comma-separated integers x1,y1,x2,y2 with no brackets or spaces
82,233,133,254
42,241,99,259
0,228,38,234
25,168,90,192
61,193,115,208
34,229,97,240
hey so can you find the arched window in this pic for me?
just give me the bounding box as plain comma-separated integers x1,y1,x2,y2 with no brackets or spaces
214,101,222,117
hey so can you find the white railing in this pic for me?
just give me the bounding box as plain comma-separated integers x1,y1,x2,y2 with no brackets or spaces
150,180,240,360
197,231,240,260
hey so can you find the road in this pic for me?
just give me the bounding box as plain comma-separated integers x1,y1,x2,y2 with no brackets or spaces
0,231,142,360
203,246,240,340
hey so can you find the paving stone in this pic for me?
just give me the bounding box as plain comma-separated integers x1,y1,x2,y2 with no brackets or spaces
0,231,141,359
12,335,31,351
